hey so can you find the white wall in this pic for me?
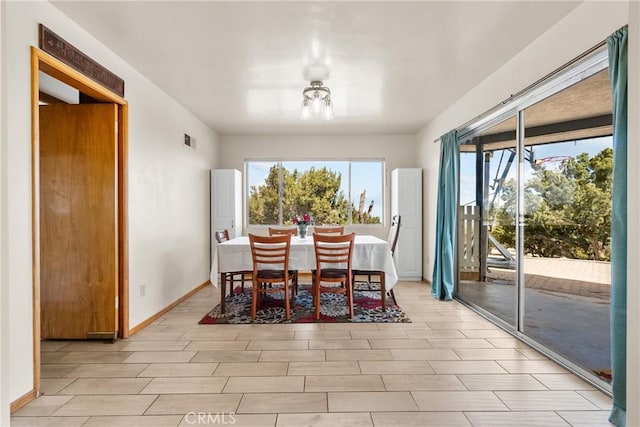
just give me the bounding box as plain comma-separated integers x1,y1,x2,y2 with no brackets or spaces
126,67,218,328
218,134,418,239
417,0,637,422
0,0,10,424
3,0,219,404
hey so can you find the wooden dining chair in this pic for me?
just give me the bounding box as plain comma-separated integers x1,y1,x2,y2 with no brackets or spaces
352,215,401,307
313,225,347,288
314,225,344,235
214,229,251,294
248,234,295,320
267,227,299,292
268,227,298,236
311,232,356,320
214,229,230,243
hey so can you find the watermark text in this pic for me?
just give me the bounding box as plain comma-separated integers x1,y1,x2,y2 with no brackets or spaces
184,412,237,425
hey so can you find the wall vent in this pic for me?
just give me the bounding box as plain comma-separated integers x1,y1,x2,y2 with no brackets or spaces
184,133,196,149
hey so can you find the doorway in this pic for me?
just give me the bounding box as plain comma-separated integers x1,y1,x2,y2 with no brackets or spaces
31,47,129,394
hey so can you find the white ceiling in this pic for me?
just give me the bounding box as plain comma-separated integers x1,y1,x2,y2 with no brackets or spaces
50,1,581,136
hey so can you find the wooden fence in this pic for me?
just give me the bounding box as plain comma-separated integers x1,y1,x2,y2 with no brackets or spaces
458,205,479,272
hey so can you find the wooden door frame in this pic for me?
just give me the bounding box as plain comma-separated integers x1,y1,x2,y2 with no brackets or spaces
30,47,129,395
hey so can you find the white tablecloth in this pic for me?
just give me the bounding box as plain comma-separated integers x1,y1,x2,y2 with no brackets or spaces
210,235,399,290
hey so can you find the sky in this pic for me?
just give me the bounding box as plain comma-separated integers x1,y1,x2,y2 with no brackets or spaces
459,136,613,207
246,160,384,220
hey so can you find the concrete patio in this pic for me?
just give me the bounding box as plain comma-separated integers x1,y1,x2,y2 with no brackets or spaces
458,257,611,380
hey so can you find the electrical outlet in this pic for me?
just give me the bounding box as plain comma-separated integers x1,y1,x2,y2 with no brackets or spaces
140,284,146,297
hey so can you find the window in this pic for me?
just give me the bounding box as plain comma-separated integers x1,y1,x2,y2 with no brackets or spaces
246,160,384,226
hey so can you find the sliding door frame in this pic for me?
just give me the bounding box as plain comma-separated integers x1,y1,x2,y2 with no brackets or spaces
455,46,612,393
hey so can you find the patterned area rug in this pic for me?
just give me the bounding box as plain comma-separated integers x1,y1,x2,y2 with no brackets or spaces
199,282,411,324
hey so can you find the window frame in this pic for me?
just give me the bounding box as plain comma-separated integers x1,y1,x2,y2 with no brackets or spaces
244,158,386,227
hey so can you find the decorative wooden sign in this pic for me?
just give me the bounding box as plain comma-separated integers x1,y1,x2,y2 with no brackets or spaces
39,24,125,97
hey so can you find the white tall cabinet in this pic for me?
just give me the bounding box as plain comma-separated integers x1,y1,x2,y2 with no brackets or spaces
211,169,243,263
391,168,422,280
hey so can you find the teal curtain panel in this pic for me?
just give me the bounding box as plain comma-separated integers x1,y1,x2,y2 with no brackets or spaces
607,24,628,427
431,130,459,300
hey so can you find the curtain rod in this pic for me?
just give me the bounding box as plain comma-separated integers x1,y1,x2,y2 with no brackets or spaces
432,39,607,144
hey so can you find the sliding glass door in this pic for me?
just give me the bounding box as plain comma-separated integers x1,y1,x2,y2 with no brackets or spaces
456,51,612,387
457,115,518,328
520,69,612,383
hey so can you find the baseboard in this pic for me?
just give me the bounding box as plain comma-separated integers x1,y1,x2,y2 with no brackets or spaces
128,280,210,336
10,389,36,413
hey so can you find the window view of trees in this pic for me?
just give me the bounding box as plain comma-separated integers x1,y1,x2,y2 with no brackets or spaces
247,161,383,225
491,147,612,261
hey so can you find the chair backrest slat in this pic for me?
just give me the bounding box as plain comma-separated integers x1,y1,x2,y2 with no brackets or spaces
249,234,291,271
268,227,298,236
313,232,355,271
314,226,344,235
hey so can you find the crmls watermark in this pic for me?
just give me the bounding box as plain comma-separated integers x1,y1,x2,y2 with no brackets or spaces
184,412,237,425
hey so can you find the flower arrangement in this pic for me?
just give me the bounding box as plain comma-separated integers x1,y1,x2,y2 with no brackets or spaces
293,214,312,225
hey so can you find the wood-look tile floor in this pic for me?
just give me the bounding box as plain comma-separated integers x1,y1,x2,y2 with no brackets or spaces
12,282,614,426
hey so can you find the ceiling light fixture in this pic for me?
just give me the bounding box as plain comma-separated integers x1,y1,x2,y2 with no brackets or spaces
301,80,333,120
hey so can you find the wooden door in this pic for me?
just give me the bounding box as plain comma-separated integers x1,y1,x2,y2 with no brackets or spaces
39,103,118,339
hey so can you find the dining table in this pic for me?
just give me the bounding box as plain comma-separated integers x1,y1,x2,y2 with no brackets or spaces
210,234,399,313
